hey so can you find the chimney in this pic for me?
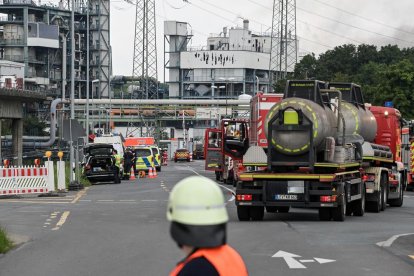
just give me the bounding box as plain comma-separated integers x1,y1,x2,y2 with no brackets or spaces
243,19,249,30
223,27,227,37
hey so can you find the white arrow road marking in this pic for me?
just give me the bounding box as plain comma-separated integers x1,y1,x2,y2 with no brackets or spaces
314,258,336,264
272,250,306,269
300,260,315,263
376,233,414,247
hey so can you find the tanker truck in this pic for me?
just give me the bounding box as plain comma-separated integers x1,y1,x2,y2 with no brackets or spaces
236,80,406,221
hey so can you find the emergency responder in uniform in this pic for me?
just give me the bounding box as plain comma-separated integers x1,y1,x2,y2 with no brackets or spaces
123,147,135,179
167,176,248,276
112,149,122,180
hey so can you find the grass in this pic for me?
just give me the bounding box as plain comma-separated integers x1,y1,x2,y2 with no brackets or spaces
0,227,13,254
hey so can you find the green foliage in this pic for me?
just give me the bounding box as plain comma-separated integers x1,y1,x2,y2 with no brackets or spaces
0,227,13,254
24,116,47,136
293,44,414,119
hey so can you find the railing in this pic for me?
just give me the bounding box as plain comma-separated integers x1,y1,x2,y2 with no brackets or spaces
183,76,245,82
1,0,37,5
186,45,271,53
0,38,24,45
1,55,24,62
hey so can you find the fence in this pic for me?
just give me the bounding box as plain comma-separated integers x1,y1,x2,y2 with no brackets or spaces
0,161,66,196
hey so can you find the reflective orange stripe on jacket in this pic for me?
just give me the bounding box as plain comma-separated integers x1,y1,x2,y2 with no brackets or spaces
170,244,248,276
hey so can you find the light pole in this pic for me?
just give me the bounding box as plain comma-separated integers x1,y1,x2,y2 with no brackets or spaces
210,85,227,127
89,79,99,135
219,77,235,117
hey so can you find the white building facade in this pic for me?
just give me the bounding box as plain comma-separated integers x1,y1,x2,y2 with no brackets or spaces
165,19,298,99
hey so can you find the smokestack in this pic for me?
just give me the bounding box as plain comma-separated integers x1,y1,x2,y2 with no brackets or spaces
243,19,249,30
223,27,227,37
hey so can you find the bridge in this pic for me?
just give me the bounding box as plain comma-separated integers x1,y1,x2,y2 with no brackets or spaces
0,88,46,165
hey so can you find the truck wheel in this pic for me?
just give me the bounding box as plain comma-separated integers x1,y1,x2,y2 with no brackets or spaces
237,206,250,221
215,172,220,181
250,206,264,221
367,184,382,213
353,185,365,216
332,193,346,221
380,177,387,211
389,186,404,207
318,208,331,221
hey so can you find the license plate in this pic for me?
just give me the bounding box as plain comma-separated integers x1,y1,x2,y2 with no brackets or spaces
275,194,298,200
93,167,101,172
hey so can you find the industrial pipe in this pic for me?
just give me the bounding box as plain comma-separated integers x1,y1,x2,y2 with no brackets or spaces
73,99,250,105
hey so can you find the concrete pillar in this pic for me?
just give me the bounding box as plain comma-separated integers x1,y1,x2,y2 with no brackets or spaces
12,119,23,166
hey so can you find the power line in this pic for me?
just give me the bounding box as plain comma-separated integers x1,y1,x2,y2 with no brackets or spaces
296,6,414,44
193,0,336,50
311,0,414,37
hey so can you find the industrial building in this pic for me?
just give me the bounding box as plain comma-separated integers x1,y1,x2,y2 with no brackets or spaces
0,0,110,99
164,19,298,99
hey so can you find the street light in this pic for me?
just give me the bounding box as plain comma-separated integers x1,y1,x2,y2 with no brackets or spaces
88,79,99,136
219,77,235,117
211,85,225,127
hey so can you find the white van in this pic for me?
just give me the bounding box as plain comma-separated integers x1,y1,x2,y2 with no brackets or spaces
94,134,125,157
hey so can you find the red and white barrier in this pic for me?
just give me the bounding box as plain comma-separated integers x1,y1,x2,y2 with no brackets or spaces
0,165,55,196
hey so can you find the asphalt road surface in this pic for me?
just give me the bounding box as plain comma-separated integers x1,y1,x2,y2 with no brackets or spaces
0,160,413,276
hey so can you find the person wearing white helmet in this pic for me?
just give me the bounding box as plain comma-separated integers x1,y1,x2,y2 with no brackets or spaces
167,176,248,276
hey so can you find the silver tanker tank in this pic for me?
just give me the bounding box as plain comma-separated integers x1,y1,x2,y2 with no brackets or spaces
337,101,377,143
264,97,337,156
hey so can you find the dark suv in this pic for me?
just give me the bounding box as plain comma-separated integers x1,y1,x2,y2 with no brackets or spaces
82,143,121,184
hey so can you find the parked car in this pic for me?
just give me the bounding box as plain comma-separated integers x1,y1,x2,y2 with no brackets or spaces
174,148,191,162
82,143,121,184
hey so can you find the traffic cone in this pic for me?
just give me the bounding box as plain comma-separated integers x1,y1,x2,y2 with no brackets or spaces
148,167,155,179
153,167,158,178
130,167,136,180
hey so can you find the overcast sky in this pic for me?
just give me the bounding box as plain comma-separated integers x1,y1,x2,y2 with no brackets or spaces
108,0,414,79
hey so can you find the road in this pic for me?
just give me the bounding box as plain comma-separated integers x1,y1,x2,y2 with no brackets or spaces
0,160,413,275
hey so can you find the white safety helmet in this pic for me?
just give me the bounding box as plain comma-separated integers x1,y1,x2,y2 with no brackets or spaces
167,176,228,248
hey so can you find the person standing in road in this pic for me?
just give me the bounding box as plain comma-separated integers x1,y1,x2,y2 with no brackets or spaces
123,147,135,179
112,149,122,177
167,176,248,276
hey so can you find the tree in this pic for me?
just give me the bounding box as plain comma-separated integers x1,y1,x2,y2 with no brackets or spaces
294,53,317,79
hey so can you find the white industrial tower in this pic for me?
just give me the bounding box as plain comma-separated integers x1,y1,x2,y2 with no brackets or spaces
269,0,298,89
132,0,159,99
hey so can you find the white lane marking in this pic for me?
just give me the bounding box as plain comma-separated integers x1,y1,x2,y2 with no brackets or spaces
300,260,315,263
186,166,235,201
44,222,51,225
79,200,92,202
119,200,136,202
376,233,414,247
52,211,70,231
142,199,158,202
272,251,306,269
314,258,336,264
97,200,114,202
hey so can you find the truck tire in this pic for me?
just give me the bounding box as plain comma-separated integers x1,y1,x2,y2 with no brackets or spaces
380,175,387,211
353,184,365,216
332,193,346,221
318,208,331,221
237,206,250,221
215,171,220,181
250,206,264,221
367,183,382,213
389,186,404,207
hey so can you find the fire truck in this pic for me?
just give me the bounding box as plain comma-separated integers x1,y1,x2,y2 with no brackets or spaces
234,80,406,221
204,93,283,185
402,123,414,191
